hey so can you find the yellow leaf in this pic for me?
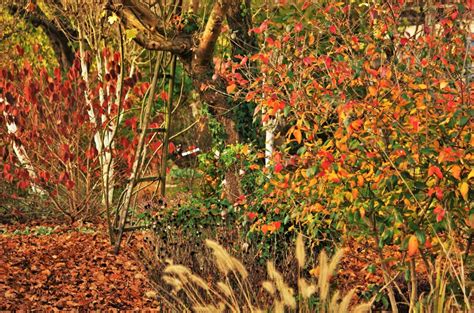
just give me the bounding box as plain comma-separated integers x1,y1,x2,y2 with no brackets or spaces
407,235,419,257
309,266,320,277
241,145,249,155
226,83,237,94
108,14,119,25
344,192,353,202
294,129,302,144
418,84,427,90
328,171,340,183
450,165,461,180
468,169,474,180
439,81,448,89
460,182,469,201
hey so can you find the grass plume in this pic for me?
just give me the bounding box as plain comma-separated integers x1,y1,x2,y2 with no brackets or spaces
159,237,371,312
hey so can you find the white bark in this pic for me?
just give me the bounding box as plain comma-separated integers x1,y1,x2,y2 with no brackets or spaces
264,120,274,167
79,36,113,209
78,34,134,210
95,54,115,208
1,97,44,194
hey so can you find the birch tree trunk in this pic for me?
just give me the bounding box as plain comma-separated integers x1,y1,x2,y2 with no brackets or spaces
2,103,42,194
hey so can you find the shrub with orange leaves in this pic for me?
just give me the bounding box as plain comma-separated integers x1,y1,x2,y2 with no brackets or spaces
221,1,472,307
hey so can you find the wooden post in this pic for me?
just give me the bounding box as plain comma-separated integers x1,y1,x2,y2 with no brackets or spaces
160,55,177,198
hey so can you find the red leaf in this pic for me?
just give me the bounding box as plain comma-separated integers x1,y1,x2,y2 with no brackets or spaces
168,142,176,154
3,163,11,175
114,52,121,62
252,20,268,34
58,171,68,183
427,187,443,200
59,144,71,162
15,45,24,57
39,171,50,182
409,116,419,132
64,179,75,190
247,212,258,220
160,91,169,101
85,147,97,160
234,194,246,205
303,57,314,66
295,22,303,32
428,165,443,179
433,205,445,222
274,163,283,173
450,10,458,20
17,180,30,190
329,25,337,34
125,116,138,130
33,43,40,54
323,56,332,68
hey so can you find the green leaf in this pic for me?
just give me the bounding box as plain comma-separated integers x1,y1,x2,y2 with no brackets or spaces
459,116,469,127
420,147,435,155
415,230,426,245
297,146,307,155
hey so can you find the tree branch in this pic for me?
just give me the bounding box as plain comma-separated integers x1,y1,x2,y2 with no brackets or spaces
193,1,226,70
106,0,192,55
7,2,75,68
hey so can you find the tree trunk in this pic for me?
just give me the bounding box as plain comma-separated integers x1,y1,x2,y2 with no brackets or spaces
185,67,241,202
106,0,262,202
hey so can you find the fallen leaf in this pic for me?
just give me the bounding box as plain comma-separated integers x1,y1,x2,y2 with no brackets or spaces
145,290,157,299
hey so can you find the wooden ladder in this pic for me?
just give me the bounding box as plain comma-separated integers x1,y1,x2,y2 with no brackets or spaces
113,52,177,254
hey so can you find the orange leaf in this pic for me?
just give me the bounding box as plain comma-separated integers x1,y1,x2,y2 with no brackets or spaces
407,235,419,257
226,83,237,94
368,86,377,97
294,129,302,144
450,165,461,180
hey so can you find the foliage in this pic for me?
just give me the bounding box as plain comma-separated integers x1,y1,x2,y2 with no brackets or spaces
0,0,472,311
219,1,473,310
0,48,142,221
0,7,57,69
